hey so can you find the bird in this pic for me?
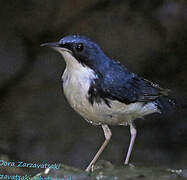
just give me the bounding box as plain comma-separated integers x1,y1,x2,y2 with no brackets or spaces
41,35,176,172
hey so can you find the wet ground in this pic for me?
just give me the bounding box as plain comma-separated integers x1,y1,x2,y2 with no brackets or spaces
32,160,187,180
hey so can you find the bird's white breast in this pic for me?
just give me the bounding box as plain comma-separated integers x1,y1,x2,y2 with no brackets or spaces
61,51,160,126
61,51,102,124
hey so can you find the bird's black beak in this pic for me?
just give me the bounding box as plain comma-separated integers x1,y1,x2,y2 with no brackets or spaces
40,42,60,47
41,42,73,54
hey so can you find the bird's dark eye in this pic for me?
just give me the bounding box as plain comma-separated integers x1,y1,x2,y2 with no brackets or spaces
75,43,84,52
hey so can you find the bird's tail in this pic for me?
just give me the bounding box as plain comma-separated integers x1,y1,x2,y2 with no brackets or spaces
155,96,178,115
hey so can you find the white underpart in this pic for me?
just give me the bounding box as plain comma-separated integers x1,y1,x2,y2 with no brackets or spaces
59,49,160,126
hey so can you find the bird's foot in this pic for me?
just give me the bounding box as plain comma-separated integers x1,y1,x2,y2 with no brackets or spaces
85,164,94,173
86,160,113,172
124,163,135,168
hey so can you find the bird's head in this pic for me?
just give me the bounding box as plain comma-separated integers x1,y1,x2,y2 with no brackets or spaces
41,35,109,72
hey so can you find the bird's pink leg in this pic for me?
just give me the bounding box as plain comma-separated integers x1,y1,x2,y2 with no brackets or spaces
85,125,112,172
124,122,137,164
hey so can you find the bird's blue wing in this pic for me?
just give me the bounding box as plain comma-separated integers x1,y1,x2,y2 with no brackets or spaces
100,61,168,104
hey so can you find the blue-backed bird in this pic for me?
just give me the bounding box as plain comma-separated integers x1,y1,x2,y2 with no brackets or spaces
41,35,175,172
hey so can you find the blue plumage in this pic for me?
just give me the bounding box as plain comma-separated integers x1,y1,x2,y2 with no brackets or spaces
58,35,176,113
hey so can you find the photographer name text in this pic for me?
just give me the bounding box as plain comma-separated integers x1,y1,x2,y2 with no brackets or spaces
0,160,60,169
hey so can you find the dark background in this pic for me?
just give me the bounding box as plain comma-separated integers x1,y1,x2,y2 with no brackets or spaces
0,0,187,175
